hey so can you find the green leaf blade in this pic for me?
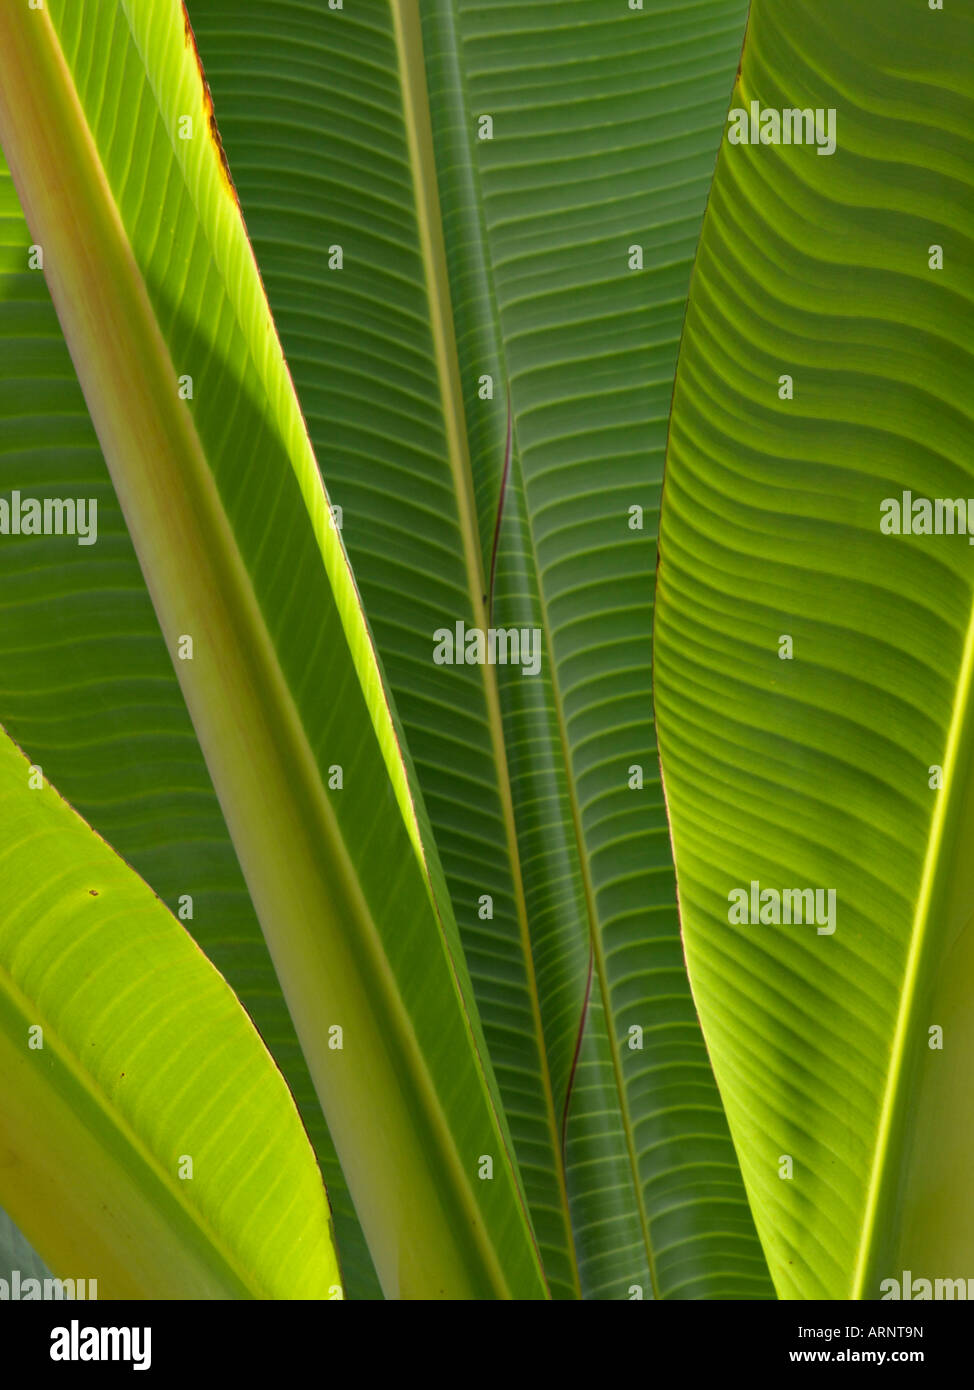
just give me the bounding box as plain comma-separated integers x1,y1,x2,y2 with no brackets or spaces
0,728,340,1299
655,0,974,1299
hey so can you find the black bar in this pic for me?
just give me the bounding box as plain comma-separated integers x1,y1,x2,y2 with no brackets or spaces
2,1297,966,1375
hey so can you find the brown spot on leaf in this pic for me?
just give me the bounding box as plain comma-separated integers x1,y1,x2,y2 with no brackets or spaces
181,2,242,215
88,889,98,896
207,106,240,211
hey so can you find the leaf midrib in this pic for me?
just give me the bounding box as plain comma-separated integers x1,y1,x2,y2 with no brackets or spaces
390,0,580,1294
851,593,974,1298
512,460,661,1301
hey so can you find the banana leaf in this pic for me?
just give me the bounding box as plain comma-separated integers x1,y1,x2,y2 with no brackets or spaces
655,0,974,1299
0,0,547,1300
